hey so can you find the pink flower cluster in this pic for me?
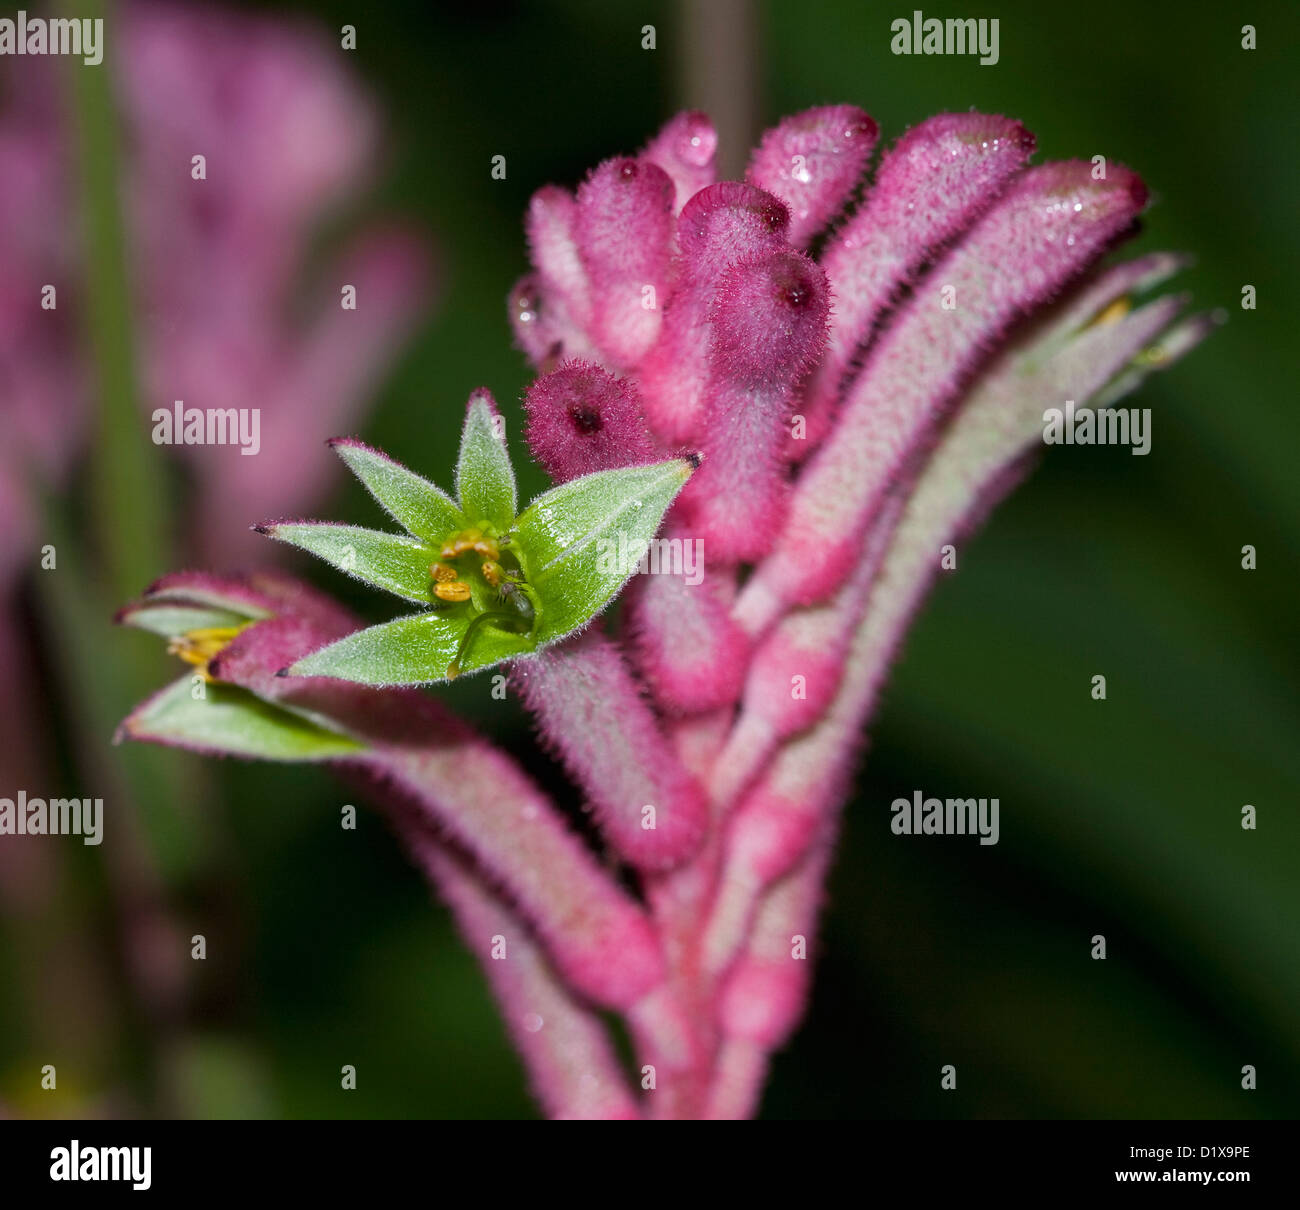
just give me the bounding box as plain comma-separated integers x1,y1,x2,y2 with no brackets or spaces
121,103,1209,1118
499,105,1206,1115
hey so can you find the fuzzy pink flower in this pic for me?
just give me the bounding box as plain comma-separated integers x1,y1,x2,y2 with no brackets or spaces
121,103,1212,1121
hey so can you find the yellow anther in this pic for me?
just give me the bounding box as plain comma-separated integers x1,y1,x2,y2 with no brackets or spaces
434,581,473,603
439,526,500,563
1090,297,1131,328
166,625,247,681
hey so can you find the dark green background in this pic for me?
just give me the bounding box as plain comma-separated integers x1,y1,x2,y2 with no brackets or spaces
3,0,1296,1118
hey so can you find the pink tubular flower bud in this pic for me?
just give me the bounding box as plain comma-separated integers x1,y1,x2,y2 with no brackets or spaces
641,110,718,213
676,250,829,562
510,187,601,368
674,181,791,278
638,183,791,445
523,360,662,483
741,160,1149,632
791,112,1036,458
747,105,878,249
706,250,829,387
574,157,676,367
526,186,592,329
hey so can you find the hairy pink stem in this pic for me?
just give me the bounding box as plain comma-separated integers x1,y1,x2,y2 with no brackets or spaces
185,587,667,1011
626,983,709,1120
707,830,835,1118
625,528,749,713
711,493,901,809
740,161,1149,636
401,830,641,1120
640,855,723,1119
703,1037,771,1121
511,627,708,870
703,267,1201,982
790,112,1035,459
668,708,734,776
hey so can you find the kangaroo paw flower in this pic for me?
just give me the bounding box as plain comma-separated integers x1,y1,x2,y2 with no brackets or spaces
118,100,1211,1121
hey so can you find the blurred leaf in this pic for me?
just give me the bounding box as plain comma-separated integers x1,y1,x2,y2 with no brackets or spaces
122,678,366,761
122,604,252,639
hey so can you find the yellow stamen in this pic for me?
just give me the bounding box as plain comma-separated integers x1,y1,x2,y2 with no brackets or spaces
439,526,500,563
434,581,473,603
1133,344,1169,367
1090,297,1131,328
167,625,248,681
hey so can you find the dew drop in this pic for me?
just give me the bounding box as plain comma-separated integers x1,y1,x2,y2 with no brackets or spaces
516,292,538,325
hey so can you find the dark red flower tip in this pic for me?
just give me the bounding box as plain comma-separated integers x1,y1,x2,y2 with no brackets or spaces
523,360,660,483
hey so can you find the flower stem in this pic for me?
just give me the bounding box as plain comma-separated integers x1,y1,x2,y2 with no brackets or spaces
66,0,170,601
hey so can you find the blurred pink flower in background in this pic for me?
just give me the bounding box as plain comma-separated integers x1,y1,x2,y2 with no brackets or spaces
117,2,430,564
0,0,431,579
0,67,83,589
0,1,430,953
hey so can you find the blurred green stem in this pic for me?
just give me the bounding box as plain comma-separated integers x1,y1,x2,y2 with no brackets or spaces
68,0,169,598
59,0,208,880
41,1,217,1113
